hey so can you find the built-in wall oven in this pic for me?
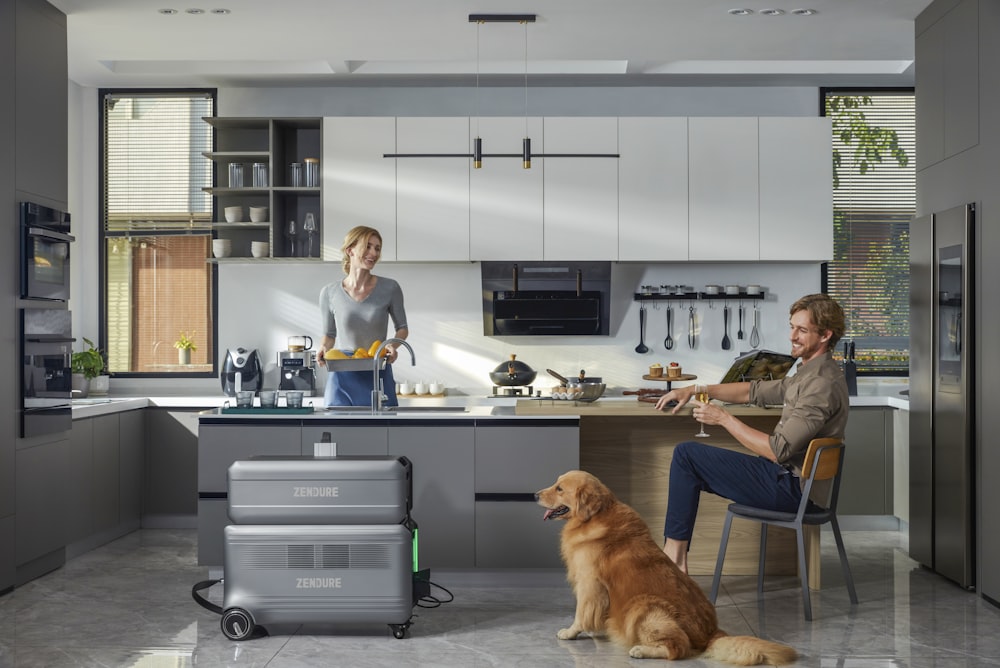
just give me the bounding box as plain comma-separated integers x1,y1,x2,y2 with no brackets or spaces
21,309,73,437
20,201,73,302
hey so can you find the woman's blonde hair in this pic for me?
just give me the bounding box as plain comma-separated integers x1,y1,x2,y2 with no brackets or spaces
340,226,382,275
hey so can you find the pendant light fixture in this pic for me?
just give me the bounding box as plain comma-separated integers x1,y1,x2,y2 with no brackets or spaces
384,13,619,168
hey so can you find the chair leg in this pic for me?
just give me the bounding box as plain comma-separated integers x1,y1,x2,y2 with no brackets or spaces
829,516,859,605
757,523,768,594
710,511,734,603
796,527,812,621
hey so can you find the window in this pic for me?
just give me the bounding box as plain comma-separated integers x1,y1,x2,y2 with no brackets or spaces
822,90,915,375
100,89,216,375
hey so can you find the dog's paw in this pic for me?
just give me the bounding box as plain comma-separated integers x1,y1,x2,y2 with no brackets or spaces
557,627,581,640
629,645,671,660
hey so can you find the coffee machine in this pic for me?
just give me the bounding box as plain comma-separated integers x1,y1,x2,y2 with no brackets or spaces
221,347,263,397
278,335,316,396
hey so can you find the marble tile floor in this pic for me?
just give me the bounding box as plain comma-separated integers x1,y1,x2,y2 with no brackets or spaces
2,528,999,667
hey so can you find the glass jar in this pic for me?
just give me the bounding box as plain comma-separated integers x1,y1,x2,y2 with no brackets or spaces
304,158,319,187
228,162,244,188
252,162,268,188
288,162,303,187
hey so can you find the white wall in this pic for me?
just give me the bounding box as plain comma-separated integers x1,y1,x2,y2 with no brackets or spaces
67,82,824,396
211,261,817,396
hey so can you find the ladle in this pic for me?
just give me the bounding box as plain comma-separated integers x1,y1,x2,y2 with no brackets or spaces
635,303,650,354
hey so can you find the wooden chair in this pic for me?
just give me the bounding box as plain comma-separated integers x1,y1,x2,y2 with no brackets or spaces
709,438,858,621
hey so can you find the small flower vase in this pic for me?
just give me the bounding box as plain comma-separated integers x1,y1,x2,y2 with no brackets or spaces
178,348,191,365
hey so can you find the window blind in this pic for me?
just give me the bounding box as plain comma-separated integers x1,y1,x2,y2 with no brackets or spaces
101,89,217,376
823,91,915,374
103,92,214,231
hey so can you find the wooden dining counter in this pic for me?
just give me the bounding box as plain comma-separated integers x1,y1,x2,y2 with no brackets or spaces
516,398,803,579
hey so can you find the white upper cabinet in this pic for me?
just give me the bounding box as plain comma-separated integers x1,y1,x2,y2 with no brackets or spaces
759,117,832,261
542,117,619,261
323,117,397,261
469,117,544,261
618,117,689,262
395,117,471,261
688,117,759,261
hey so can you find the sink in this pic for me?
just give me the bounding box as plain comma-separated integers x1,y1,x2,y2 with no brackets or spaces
321,405,468,415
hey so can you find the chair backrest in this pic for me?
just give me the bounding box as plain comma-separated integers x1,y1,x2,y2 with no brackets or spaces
801,437,843,482
798,438,845,517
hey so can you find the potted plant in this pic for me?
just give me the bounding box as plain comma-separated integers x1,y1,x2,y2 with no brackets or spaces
175,330,197,365
71,337,106,398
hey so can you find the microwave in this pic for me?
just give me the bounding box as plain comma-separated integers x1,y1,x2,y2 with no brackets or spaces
20,201,74,302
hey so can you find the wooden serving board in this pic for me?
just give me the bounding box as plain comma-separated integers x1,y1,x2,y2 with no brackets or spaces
397,392,446,398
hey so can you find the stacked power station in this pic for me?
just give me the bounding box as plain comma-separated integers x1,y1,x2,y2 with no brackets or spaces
218,455,420,640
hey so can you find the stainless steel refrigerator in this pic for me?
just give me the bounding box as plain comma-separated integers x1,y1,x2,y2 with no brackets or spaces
909,202,975,589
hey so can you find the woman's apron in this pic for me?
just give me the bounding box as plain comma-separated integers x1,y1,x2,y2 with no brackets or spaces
323,355,398,407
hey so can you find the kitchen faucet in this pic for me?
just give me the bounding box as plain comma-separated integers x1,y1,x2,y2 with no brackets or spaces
372,338,415,414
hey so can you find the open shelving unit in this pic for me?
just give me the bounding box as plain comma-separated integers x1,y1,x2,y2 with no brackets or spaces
203,117,323,262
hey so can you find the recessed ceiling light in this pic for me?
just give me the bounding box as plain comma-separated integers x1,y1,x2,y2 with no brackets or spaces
728,8,754,16
186,8,205,14
760,8,786,16
158,8,177,14
210,8,230,14
791,8,818,16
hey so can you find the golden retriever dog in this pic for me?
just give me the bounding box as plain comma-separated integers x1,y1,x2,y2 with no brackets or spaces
536,470,797,665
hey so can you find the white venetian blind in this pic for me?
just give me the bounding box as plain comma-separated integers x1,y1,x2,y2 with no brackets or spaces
824,91,915,373
103,92,214,230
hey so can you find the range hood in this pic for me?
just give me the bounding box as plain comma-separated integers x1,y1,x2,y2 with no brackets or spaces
481,261,611,336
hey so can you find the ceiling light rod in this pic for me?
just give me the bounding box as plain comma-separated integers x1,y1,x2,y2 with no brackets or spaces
468,14,536,23
383,12,620,166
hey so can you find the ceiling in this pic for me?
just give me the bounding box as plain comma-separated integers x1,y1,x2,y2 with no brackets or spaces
49,0,933,89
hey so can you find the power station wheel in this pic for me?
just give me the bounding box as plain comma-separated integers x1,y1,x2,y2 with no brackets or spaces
221,607,256,641
390,623,409,639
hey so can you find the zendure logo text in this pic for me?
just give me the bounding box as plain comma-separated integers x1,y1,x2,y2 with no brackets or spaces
296,577,342,589
293,486,340,497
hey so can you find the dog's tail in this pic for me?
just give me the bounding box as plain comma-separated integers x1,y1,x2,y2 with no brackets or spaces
702,631,798,666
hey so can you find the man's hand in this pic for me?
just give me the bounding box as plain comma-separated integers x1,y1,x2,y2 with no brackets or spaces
655,385,697,413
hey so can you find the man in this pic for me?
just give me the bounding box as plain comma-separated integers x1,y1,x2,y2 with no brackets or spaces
654,293,849,573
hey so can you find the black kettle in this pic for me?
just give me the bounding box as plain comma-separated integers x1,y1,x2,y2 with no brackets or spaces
489,354,538,387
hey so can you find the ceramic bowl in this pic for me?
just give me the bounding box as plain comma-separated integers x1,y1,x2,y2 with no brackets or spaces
250,241,269,258
212,239,232,258
704,285,720,295
747,285,762,295
249,206,268,223
725,285,740,295
224,206,242,223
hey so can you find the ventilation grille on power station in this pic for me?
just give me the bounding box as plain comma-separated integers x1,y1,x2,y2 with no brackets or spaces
237,543,392,570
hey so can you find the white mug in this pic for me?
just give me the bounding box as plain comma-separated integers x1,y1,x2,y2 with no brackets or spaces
398,382,412,395
429,382,444,395
414,382,428,395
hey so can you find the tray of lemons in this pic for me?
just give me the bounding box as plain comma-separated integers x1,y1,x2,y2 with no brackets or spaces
323,339,389,372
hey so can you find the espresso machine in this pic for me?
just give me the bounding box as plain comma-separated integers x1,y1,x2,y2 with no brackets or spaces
278,335,316,396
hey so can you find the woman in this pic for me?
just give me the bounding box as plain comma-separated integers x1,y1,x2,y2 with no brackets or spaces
317,226,408,407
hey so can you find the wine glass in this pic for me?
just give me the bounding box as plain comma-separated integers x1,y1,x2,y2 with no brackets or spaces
694,384,710,438
286,219,297,257
302,213,317,258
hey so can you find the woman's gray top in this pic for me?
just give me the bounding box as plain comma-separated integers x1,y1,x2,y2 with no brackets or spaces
319,276,407,350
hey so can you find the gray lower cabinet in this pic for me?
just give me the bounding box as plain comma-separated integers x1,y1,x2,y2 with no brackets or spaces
474,423,579,568
840,407,893,516
389,423,476,569
119,410,146,525
198,422,303,566
301,424,388,456
66,411,146,551
145,409,202,520
15,437,71,581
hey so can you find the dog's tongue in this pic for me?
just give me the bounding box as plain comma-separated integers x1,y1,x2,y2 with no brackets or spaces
542,509,556,521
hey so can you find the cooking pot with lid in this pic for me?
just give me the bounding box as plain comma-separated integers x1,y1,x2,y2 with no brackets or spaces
489,354,538,386
545,368,606,402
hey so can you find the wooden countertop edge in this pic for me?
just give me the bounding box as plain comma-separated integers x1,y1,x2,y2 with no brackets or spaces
514,400,781,417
